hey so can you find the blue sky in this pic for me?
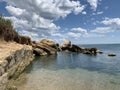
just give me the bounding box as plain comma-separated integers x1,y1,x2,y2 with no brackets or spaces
0,0,120,44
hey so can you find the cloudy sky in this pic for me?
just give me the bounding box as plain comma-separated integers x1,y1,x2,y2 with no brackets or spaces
0,0,120,44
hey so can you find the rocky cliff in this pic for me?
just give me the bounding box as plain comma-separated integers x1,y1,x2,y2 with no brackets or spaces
0,42,34,90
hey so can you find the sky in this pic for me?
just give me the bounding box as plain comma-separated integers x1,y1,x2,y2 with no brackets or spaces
0,0,120,44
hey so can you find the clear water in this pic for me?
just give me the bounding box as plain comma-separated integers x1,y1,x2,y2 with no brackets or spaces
11,44,120,90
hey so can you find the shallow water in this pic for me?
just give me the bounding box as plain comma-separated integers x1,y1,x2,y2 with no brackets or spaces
11,44,120,90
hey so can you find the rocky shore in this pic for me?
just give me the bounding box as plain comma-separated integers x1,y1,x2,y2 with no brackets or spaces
0,39,115,90
0,15,115,90
32,39,103,56
0,42,34,90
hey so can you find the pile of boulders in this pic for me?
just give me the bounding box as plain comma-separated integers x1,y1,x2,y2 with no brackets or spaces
32,39,58,56
58,40,103,55
32,39,103,56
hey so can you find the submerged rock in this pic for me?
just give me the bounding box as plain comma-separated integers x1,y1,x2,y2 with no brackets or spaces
108,53,116,57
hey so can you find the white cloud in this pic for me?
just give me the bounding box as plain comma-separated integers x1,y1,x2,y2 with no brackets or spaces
4,16,30,30
87,0,98,11
82,11,87,15
96,11,103,15
92,11,103,15
71,27,88,35
91,18,120,34
51,33,63,37
74,5,85,15
3,0,86,40
66,32,80,39
101,18,120,27
91,27,113,33
5,5,25,16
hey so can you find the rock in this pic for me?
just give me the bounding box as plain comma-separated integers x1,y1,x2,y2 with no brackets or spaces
108,53,116,57
32,39,58,56
82,48,98,55
60,40,71,48
89,48,97,54
59,40,72,51
7,86,17,90
96,50,103,54
36,43,57,55
33,43,57,56
40,39,57,49
0,42,35,90
83,51,92,54
69,44,82,52
59,40,100,54
33,48,47,56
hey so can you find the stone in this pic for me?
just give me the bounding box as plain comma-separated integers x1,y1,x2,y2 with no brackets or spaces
0,42,35,90
108,53,116,57
96,50,103,54
40,39,57,49
33,39,58,56
0,73,8,90
33,48,47,56
59,40,100,54
7,86,17,90
36,43,57,55
60,40,71,48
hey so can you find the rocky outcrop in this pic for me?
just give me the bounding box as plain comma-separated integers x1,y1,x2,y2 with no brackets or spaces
0,42,34,90
60,40,71,48
59,40,102,55
82,48,97,55
32,39,57,56
40,39,57,49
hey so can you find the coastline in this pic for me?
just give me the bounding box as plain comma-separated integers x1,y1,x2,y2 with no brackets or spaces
0,41,34,90
0,41,118,90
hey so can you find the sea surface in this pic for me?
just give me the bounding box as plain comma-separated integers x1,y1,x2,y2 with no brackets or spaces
11,44,120,90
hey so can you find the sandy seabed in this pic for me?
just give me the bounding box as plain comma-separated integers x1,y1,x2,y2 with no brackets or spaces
10,68,120,90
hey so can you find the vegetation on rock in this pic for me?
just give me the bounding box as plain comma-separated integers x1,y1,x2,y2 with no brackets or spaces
0,14,32,45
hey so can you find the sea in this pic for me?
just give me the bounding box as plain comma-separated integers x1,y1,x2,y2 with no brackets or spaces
11,44,120,90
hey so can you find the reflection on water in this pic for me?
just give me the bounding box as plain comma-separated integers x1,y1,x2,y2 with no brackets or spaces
10,44,120,90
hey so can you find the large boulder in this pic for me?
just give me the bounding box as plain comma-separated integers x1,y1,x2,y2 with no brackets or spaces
68,44,82,52
40,39,57,49
33,48,47,56
36,43,57,55
32,39,58,56
60,40,71,48
59,40,71,51
59,40,82,52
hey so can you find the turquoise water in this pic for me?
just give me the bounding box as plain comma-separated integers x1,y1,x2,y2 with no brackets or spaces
13,44,120,90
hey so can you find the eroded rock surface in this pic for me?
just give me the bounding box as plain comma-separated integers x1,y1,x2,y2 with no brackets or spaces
32,39,57,56
0,42,34,90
